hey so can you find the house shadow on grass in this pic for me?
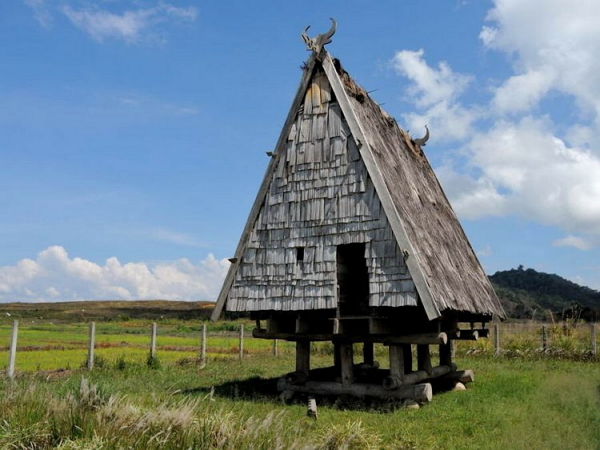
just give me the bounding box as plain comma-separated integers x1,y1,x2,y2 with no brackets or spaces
178,375,460,412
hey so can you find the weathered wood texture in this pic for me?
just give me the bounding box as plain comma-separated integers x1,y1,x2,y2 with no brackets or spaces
226,69,416,312
277,378,432,402
218,49,504,320
332,56,504,318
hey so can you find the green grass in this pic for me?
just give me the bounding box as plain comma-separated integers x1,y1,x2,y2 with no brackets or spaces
1,355,599,449
1,311,599,448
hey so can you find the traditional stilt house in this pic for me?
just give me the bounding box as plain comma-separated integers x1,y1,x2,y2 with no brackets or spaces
211,21,505,403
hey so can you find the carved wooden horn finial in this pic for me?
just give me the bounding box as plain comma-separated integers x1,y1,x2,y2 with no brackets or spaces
301,18,337,53
413,125,430,146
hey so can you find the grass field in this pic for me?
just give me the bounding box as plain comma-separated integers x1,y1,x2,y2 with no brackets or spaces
1,302,599,449
1,354,599,449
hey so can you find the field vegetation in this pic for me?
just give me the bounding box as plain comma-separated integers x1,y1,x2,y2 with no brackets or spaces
1,301,599,449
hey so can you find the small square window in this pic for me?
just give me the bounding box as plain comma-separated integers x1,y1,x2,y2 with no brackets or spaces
296,247,305,262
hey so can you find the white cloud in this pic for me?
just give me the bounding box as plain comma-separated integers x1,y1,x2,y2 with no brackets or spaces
450,117,600,232
552,235,595,251
25,1,198,44
391,1,600,238
391,49,476,141
482,0,600,118
0,246,229,302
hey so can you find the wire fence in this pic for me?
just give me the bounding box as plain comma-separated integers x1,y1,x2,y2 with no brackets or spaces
457,321,597,359
1,319,597,378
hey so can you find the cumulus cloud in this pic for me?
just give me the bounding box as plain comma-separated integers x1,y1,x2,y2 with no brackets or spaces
482,0,600,119
391,0,600,238
444,117,600,232
0,246,229,303
391,49,476,142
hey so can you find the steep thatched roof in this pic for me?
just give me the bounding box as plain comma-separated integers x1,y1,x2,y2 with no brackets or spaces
211,50,505,321
332,59,504,318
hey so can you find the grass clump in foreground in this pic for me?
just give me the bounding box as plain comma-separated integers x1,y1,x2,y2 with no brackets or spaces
1,355,599,449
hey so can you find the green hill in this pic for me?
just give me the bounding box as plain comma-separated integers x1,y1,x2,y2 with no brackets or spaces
490,266,600,320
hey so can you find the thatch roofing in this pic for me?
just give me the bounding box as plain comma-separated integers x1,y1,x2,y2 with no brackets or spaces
212,49,505,321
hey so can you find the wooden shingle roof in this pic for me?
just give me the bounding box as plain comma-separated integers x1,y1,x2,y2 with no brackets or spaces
212,50,505,321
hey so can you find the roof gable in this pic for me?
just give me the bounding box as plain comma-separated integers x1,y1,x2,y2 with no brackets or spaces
211,51,505,321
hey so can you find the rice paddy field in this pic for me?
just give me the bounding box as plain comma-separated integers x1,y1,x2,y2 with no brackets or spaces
1,301,599,449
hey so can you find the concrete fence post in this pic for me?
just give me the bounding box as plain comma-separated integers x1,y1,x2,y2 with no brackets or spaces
7,320,18,379
239,324,244,360
200,323,207,366
87,321,96,370
150,323,157,359
273,339,279,356
494,324,500,357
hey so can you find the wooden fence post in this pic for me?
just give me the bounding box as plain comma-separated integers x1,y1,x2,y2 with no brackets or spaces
591,323,597,358
273,339,279,356
239,324,244,360
87,321,96,370
7,320,18,379
200,323,207,366
542,325,548,352
494,324,500,357
150,323,157,359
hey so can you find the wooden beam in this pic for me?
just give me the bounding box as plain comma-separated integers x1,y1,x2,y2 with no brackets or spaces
444,369,475,384
450,330,479,341
251,329,447,345
369,318,389,334
402,364,453,385
277,379,433,403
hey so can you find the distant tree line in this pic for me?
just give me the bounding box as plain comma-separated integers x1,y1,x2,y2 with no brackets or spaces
490,266,599,321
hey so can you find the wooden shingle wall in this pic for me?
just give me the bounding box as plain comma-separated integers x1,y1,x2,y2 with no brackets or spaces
227,71,417,312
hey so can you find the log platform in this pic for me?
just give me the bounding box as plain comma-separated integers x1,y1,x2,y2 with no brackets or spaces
256,318,484,403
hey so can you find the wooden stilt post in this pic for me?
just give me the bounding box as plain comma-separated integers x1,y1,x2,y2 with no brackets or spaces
296,341,310,377
439,341,452,367
363,342,374,366
383,344,405,390
273,339,279,356
333,342,341,372
239,324,244,360
591,323,597,358
150,322,157,359
200,323,207,366
494,324,500,356
7,320,18,379
339,343,354,386
87,321,95,371
417,345,433,375
403,344,413,373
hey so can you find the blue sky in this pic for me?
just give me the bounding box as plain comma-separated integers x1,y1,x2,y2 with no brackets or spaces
1,0,599,302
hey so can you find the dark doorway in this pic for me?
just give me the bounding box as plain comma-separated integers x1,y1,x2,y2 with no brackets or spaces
337,243,369,316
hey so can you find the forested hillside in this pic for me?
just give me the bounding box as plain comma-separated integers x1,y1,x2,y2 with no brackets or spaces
490,266,599,320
